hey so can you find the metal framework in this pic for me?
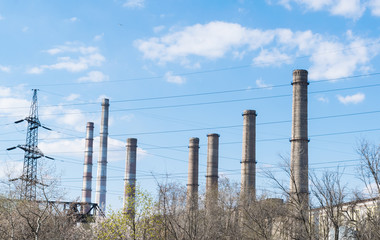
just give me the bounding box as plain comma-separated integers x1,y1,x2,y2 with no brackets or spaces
36,201,105,222
7,89,52,200
21,89,41,199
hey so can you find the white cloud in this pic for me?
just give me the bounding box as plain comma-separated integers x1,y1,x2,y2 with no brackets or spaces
135,21,274,64
39,135,147,164
27,67,44,74
120,114,135,122
276,0,292,9
337,92,365,104
255,78,273,89
61,109,86,131
65,94,80,101
0,97,30,118
298,0,334,10
22,26,29,32
40,105,87,132
330,0,365,19
369,0,380,16
137,147,148,160
232,50,246,59
0,86,11,97
43,54,104,72
46,48,63,55
0,14,4,20
46,44,98,55
276,0,367,19
94,33,104,41
165,71,186,84
153,25,165,33
0,161,23,179
39,136,84,159
0,65,10,73
28,43,105,74
123,0,145,8
308,36,374,79
317,96,329,103
78,71,109,83
68,17,78,22
0,85,46,121
136,21,380,80
253,48,292,66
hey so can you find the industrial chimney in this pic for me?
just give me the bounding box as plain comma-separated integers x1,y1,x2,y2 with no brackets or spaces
124,138,137,217
187,137,199,211
206,133,219,209
95,98,109,212
241,110,257,204
81,122,94,213
290,69,309,204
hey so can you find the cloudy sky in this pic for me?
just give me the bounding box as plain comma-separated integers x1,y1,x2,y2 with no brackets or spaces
1,0,380,209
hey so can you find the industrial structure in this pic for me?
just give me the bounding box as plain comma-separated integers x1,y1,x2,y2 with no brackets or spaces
5,90,103,222
187,137,200,211
9,69,378,240
81,122,94,213
16,69,378,239
205,133,219,210
1,69,330,232
95,98,110,212
124,138,138,216
4,70,308,215
240,109,257,204
6,89,53,200
290,69,309,205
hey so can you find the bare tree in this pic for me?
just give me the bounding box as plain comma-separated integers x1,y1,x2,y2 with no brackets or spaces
156,180,206,240
240,195,286,240
0,162,85,240
353,140,380,239
215,176,241,240
156,177,243,240
264,159,314,240
310,169,348,240
357,140,380,197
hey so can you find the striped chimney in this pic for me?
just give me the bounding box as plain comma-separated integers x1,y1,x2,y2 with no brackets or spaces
95,98,109,212
81,122,94,213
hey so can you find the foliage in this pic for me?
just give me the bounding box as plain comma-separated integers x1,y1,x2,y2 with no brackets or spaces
95,186,161,240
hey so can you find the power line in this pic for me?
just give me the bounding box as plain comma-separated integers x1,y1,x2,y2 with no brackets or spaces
110,109,380,137
58,158,362,181
3,107,380,140
37,109,380,140
2,72,380,112
31,81,380,117
2,117,380,152
58,159,362,183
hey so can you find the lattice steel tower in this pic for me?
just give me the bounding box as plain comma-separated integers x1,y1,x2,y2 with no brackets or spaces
8,89,52,200
22,89,42,200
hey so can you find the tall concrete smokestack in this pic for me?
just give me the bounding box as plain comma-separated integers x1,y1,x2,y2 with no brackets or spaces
206,133,219,208
187,137,199,211
95,98,109,212
124,138,137,216
241,110,257,203
82,122,94,213
290,70,309,203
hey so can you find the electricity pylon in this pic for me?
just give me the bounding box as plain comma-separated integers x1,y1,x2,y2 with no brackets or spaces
7,89,53,200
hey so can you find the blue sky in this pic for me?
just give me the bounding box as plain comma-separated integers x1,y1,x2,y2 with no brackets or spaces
1,0,380,210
